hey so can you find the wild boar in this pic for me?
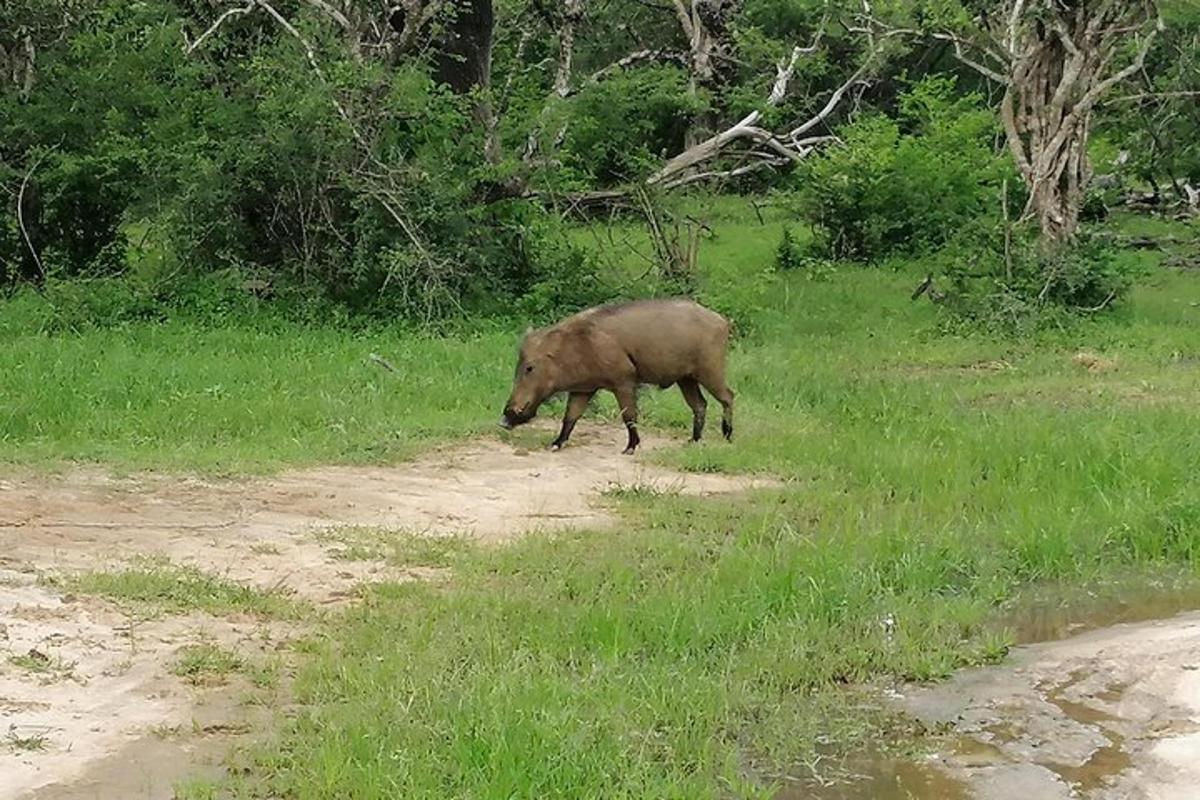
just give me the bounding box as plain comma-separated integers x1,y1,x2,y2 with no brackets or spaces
499,298,735,454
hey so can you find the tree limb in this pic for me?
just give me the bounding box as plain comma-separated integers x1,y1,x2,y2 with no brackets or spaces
304,0,352,30
1076,26,1161,113
1103,90,1200,104
646,12,880,188
17,150,51,283
787,57,874,138
931,31,1009,84
183,1,256,53
254,0,371,148
584,48,687,85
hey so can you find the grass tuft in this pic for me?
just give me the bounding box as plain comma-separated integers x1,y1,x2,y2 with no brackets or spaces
171,644,246,687
54,560,305,619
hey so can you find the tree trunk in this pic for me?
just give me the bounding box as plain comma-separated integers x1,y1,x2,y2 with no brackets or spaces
986,5,1161,246
434,0,499,162
1013,89,1092,244
672,0,737,152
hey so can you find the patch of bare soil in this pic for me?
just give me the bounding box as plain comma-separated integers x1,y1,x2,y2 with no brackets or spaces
1,425,770,604
893,611,1200,799
1,567,285,800
1,426,768,798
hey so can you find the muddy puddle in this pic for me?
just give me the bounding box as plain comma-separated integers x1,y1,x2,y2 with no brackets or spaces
1001,576,1200,644
804,584,1200,800
782,756,971,800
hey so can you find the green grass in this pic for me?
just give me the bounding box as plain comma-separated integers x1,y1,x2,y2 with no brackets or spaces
5,730,49,752
5,206,1200,796
313,526,473,567
171,643,247,687
0,322,514,472
7,650,77,682
55,560,306,619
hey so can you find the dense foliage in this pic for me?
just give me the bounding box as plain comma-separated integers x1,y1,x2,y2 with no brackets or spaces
795,76,1014,261
1,0,1196,325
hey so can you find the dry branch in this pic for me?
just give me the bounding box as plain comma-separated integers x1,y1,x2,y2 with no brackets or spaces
16,150,50,282
647,30,871,189
183,1,255,53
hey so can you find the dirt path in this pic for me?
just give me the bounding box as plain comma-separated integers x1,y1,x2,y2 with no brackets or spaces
890,611,1200,799
1,426,770,799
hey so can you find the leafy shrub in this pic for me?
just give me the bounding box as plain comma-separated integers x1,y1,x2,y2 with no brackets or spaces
930,220,1144,333
796,77,1014,261
515,236,613,323
562,66,701,184
0,0,584,327
775,226,805,271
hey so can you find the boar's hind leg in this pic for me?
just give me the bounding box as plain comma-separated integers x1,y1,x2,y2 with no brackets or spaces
698,372,735,441
678,378,707,442
550,392,593,450
612,383,641,455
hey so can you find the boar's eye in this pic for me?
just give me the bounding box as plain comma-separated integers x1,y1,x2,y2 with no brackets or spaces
525,364,534,373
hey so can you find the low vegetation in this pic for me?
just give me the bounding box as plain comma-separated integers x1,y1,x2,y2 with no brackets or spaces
171,643,247,687
54,560,305,619
6,649,77,683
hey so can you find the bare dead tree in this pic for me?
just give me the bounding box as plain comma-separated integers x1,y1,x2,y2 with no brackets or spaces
907,0,1164,244
646,20,890,190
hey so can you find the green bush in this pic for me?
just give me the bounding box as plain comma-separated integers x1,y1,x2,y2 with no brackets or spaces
562,66,701,184
775,226,805,271
515,237,614,323
0,1,579,326
931,220,1144,333
795,77,1014,261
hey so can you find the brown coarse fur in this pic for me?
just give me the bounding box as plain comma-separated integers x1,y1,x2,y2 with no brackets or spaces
500,298,735,454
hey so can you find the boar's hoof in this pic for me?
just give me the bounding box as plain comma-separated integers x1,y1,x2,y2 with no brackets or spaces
548,442,563,452
622,446,636,456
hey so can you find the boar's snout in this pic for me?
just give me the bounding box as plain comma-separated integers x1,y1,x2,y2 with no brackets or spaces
499,402,535,429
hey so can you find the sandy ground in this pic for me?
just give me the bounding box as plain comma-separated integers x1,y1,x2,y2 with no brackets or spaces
1,426,769,799
895,611,1200,799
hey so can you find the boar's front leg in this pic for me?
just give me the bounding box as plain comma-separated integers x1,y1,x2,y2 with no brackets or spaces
550,391,594,451
612,383,640,455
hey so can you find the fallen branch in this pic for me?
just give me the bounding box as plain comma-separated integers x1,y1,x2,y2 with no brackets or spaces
910,275,934,301
1081,289,1117,313
646,9,878,189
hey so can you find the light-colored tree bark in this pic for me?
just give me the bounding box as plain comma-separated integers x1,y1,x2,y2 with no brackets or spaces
921,0,1163,243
